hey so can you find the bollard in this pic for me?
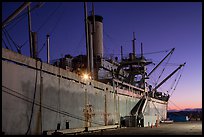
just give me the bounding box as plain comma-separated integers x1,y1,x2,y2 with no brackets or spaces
156,120,159,127
57,123,60,130
84,127,88,132
151,123,153,128
66,120,69,129
156,120,158,127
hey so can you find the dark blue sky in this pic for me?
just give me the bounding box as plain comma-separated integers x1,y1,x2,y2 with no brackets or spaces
2,2,202,110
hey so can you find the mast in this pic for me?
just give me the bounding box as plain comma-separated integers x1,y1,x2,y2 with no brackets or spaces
84,2,90,74
28,4,33,58
141,42,143,58
141,42,146,92
90,2,95,79
46,34,50,64
132,32,136,57
121,45,123,60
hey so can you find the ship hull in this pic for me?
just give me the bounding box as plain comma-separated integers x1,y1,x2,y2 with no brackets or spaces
2,48,167,135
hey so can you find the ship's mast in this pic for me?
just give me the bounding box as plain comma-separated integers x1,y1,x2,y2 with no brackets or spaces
91,2,95,79
28,4,33,58
121,45,123,60
46,34,50,64
132,32,136,58
140,42,146,93
84,2,90,74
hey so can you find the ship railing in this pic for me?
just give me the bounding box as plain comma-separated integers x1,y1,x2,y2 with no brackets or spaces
113,79,144,98
102,55,153,66
113,79,144,92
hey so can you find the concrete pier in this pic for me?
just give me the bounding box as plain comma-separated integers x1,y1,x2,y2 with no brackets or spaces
80,121,202,135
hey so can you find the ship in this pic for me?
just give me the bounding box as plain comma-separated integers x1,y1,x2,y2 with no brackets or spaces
2,2,186,135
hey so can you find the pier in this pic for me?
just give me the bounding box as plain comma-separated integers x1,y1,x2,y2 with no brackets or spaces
78,121,202,135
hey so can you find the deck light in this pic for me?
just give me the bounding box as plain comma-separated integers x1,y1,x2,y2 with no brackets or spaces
82,73,90,80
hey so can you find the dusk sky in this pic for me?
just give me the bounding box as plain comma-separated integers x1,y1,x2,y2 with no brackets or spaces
2,2,202,110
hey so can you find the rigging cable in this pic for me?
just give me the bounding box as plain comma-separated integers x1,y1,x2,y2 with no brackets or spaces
38,43,46,55
144,49,170,55
151,100,164,120
36,3,62,33
146,68,159,90
49,4,65,37
167,103,187,117
37,3,65,57
70,33,85,56
3,28,23,53
25,59,40,135
151,60,181,66
154,50,173,88
6,11,27,31
170,66,185,97
2,3,44,55
168,99,183,111
147,74,157,87
2,37,9,49
167,67,181,94
5,2,45,31
2,29,14,51
103,30,118,54
103,29,131,58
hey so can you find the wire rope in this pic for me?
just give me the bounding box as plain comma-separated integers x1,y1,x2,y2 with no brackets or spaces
25,60,39,135
2,29,14,51
155,51,173,87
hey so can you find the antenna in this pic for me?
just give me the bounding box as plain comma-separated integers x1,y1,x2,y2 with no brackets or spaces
132,32,136,57
141,42,143,58
121,45,123,60
46,34,50,64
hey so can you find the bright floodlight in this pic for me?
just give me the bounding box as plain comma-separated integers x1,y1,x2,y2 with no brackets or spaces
83,73,89,80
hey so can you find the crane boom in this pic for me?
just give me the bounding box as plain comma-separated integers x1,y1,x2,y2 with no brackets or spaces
148,48,175,77
152,62,186,92
2,2,31,28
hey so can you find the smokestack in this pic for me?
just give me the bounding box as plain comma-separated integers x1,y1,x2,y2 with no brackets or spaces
88,14,103,80
88,15,103,59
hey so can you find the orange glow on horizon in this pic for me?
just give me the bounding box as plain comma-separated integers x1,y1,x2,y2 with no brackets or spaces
168,102,202,111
